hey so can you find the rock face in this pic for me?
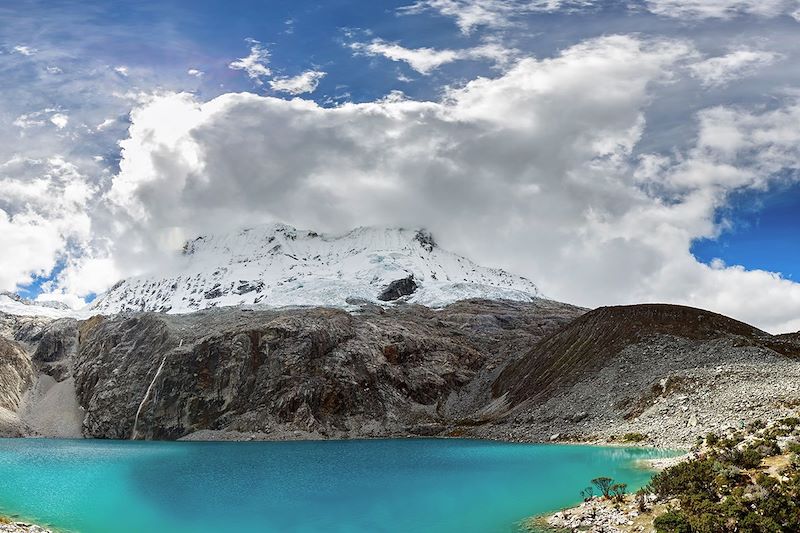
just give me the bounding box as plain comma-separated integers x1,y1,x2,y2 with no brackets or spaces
0,337,34,411
2,300,800,448
378,276,418,301
0,313,84,437
72,299,583,440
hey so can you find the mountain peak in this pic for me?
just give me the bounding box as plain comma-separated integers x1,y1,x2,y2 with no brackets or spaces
90,223,541,314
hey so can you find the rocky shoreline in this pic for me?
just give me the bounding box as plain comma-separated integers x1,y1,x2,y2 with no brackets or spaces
533,413,800,533
536,493,665,533
0,519,51,533
518,443,692,533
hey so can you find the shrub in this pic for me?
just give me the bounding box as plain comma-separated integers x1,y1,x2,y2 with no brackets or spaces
646,420,800,532
781,417,800,429
622,432,648,443
610,482,627,502
726,447,763,469
635,487,649,513
654,510,692,533
651,459,717,501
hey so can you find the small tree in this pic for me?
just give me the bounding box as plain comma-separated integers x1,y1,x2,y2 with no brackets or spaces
610,482,628,503
592,476,614,499
580,486,594,501
635,487,649,513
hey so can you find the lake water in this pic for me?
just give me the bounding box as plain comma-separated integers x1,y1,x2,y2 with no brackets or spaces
0,438,677,533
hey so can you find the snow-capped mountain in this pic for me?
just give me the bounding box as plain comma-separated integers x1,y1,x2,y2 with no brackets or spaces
89,224,541,314
0,292,73,319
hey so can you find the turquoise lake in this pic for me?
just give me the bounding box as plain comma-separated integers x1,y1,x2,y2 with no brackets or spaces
0,438,677,532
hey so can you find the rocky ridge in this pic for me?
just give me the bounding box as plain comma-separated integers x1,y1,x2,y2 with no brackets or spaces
0,299,799,448
477,304,800,448
0,299,584,440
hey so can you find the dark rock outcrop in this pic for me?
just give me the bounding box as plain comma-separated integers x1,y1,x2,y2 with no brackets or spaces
72,299,583,440
377,276,417,301
5,300,800,448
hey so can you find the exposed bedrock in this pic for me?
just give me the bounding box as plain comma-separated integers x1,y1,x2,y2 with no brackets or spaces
377,276,418,301
72,299,583,440
0,337,34,412
3,300,800,448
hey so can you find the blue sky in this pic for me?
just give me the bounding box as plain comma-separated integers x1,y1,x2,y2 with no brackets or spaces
2,0,800,331
692,179,800,278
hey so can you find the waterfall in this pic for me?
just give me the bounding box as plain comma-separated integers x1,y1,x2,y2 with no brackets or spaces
131,355,167,440
131,339,181,440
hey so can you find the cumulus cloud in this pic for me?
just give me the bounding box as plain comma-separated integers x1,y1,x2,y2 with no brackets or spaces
0,157,94,291
95,34,800,332
350,39,516,74
228,39,271,83
2,2,798,333
268,70,326,94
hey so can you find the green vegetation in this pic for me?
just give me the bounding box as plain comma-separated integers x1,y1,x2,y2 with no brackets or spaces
621,432,648,443
578,418,800,532
583,476,627,503
609,482,627,503
647,419,800,532
591,476,614,499
654,510,692,533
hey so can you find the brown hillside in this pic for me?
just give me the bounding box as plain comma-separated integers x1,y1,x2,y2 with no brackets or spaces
492,304,800,408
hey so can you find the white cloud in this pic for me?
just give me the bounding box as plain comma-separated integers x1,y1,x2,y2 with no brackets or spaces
39,255,120,304
96,118,117,131
268,70,326,95
49,113,69,129
98,35,800,332
13,113,45,129
0,157,94,292
12,109,69,130
399,0,594,33
187,68,204,78
400,0,800,28
114,65,129,76
350,39,516,74
228,40,271,83
645,0,800,19
12,45,36,56
689,49,779,87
